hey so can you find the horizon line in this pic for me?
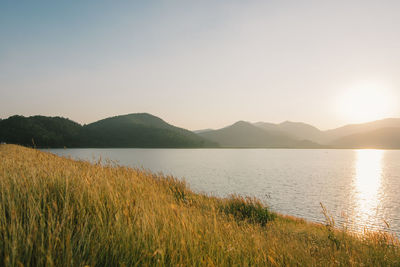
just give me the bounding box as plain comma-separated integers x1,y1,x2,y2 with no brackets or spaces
1,112,399,133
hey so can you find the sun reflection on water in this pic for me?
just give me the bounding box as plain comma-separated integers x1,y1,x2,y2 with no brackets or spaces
353,149,384,231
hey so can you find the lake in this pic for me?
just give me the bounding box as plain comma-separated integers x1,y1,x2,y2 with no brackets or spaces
44,148,400,236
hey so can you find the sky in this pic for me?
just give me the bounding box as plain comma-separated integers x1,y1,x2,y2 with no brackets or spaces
1,0,400,130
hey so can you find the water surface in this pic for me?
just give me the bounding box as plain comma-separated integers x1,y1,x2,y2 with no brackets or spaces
45,148,400,236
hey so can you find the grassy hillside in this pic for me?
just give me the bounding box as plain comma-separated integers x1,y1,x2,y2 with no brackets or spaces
0,145,399,266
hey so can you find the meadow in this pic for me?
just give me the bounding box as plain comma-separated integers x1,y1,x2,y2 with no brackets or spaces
0,144,399,266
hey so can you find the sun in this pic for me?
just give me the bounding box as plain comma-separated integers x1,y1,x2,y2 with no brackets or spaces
336,82,396,123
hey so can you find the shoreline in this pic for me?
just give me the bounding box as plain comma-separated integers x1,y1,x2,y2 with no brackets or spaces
1,144,399,265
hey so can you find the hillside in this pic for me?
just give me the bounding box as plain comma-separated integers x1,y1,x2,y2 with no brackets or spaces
0,115,83,147
254,118,400,148
330,127,400,149
254,121,324,143
0,114,217,148
82,113,217,148
1,144,398,266
198,121,322,148
324,118,400,143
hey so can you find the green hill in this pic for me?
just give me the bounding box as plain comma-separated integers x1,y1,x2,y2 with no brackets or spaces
82,113,217,148
0,114,217,148
0,115,83,147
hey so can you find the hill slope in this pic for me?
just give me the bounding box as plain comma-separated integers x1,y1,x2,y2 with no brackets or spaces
1,144,398,266
0,114,217,148
330,127,400,149
254,121,324,143
0,115,83,147
254,118,400,148
82,113,217,148
324,118,400,143
199,121,322,148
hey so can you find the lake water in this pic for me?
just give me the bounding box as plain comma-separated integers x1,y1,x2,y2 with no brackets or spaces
45,148,400,236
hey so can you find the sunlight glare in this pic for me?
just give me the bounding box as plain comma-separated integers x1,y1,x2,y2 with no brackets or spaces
336,82,395,123
353,149,384,230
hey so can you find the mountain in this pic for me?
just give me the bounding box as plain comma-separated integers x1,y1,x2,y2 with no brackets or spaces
82,113,217,148
254,118,400,147
254,121,324,143
329,127,400,149
323,118,400,143
2,114,400,149
0,113,217,148
198,121,322,148
0,115,83,147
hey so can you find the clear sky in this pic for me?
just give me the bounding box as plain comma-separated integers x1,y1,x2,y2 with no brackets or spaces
1,1,399,130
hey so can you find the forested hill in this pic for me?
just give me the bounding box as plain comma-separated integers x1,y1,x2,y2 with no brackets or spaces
0,114,217,148
81,113,217,148
0,115,83,147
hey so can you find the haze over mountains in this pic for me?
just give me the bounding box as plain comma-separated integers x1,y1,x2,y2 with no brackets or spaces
253,121,324,144
196,118,400,149
198,121,322,148
330,127,400,149
1,113,400,149
253,118,400,146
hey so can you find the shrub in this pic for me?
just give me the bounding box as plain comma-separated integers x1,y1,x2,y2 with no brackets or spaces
221,195,275,226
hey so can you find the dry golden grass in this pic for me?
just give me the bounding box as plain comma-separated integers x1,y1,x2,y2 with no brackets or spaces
0,144,399,266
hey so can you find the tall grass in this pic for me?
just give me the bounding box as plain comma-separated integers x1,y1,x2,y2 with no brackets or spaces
0,144,399,266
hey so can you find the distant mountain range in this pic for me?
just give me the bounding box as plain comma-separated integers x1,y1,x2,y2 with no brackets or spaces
323,118,400,144
1,113,400,149
330,127,400,149
199,118,400,149
198,121,322,148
